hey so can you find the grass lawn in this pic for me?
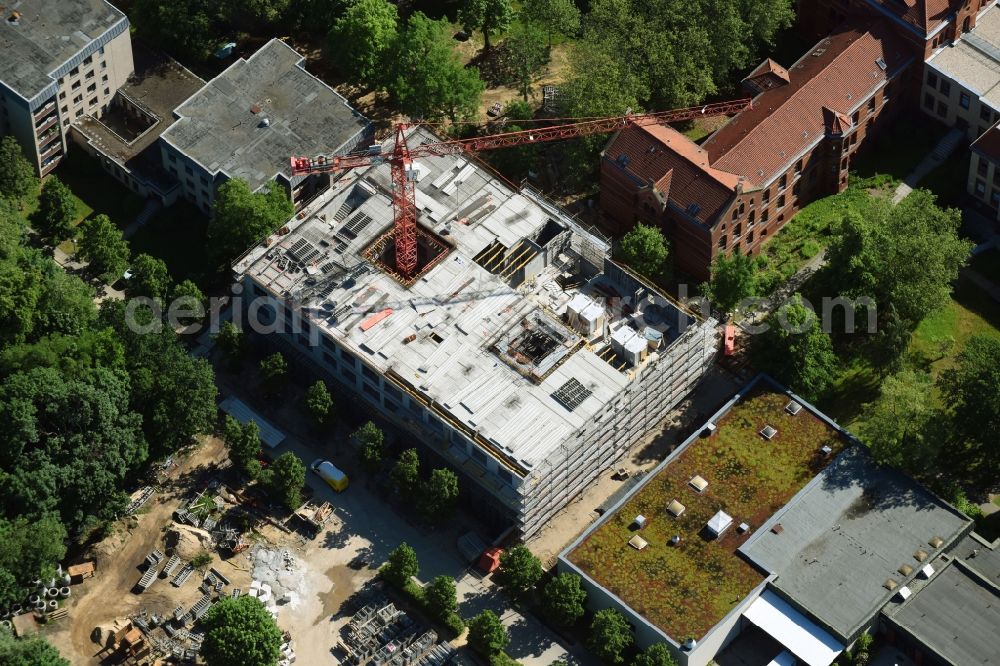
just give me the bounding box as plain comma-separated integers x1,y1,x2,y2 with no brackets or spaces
130,202,213,287
682,124,713,143
58,152,146,228
568,388,844,641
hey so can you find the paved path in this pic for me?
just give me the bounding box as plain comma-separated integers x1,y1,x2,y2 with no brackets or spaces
892,128,965,203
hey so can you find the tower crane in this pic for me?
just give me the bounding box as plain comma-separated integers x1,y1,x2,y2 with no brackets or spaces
291,98,751,279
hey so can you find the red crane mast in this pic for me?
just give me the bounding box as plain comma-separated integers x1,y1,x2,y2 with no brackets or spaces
291,98,751,278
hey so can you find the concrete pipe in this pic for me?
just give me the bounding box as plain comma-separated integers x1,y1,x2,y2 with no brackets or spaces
1,620,11,631
28,594,39,604
34,600,46,611
47,599,58,611
10,603,22,614
59,587,70,598
48,587,60,598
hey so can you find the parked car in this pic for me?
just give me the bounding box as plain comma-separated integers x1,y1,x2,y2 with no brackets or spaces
310,459,349,492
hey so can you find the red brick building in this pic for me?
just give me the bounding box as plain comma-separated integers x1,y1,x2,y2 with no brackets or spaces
798,0,990,59
600,22,914,280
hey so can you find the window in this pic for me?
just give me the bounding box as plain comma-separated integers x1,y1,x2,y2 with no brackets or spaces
103,88,110,96
738,202,745,215
927,71,938,88
732,209,738,220
867,97,876,112
385,384,402,402
86,83,96,93
75,109,83,118
339,346,356,367
884,81,892,102
362,365,379,383
471,447,487,466
734,223,742,238
761,210,769,223
748,230,754,243
72,80,81,90
60,106,68,114
794,159,803,175
341,368,357,384
185,165,194,176
323,352,337,367
59,91,66,100
975,179,986,196
85,70,95,80
718,235,727,249
851,111,860,125
940,79,951,96
362,383,379,401
168,152,176,163
498,469,513,485
777,194,786,208
69,67,79,77
980,106,992,122
101,74,108,83
762,187,771,204
960,92,971,109
88,97,97,107
72,94,82,104
100,60,106,69
83,55,92,65
992,190,1000,207
779,174,787,190
937,101,947,118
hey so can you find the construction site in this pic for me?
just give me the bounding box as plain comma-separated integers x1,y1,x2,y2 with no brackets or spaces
233,124,719,539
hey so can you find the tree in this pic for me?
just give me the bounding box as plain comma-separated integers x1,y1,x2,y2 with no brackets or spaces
859,370,939,475
0,633,69,666
542,572,587,627
467,610,509,656
752,295,839,400
125,253,171,302
268,452,306,509
485,100,541,182
940,335,1000,484
353,421,385,471
209,179,294,262
382,542,419,588
704,251,757,316
587,608,634,664
495,544,543,600
213,321,246,367
618,223,669,277
224,416,262,476
459,0,514,51
200,596,283,666
825,189,972,328
78,214,129,284
305,380,333,426
0,136,38,202
0,514,67,608
390,448,420,498
424,575,458,620
34,176,76,244
387,13,485,122
329,0,398,84
634,643,678,666
523,0,580,46
503,21,549,100
418,468,459,522
132,0,219,61
259,352,288,398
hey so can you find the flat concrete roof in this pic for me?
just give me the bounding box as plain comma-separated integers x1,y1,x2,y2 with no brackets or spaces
883,559,1000,665
563,375,847,642
0,0,125,100
927,4,1000,110
234,125,699,474
952,532,1000,586
741,447,972,643
161,39,371,191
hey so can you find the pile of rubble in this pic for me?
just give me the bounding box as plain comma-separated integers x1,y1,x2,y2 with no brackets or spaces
250,545,305,612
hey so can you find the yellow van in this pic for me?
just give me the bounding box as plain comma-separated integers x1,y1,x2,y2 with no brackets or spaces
310,459,349,492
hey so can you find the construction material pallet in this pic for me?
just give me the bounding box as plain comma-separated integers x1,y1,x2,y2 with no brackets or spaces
171,563,194,587
144,549,164,568
137,566,158,591
125,486,155,515
161,555,180,578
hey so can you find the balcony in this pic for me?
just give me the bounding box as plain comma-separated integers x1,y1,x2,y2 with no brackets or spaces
39,138,62,160
34,114,58,136
33,100,56,119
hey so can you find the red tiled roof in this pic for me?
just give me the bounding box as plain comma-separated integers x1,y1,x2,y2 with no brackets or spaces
868,0,955,35
971,121,1000,162
744,58,791,91
604,123,739,225
703,21,911,187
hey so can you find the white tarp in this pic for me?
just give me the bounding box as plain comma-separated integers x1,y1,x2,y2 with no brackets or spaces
219,397,286,448
743,590,843,666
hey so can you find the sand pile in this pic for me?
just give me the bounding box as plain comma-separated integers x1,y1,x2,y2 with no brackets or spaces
165,524,214,560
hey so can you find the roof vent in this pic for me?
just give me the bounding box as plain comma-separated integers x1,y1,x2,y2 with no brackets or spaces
259,118,270,128
919,563,935,579
820,445,833,457
682,638,697,651
667,500,686,517
883,578,898,591
760,425,778,440
707,510,733,538
898,564,913,577
914,549,928,562
738,522,750,533
876,57,887,71
701,422,715,436
689,475,708,493
896,585,912,601
633,515,647,529
628,535,648,550
929,536,944,549
771,523,784,535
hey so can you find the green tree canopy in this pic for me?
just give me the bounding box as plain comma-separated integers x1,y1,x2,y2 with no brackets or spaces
354,421,385,471
79,214,130,284
587,608,634,664
523,0,580,46
213,320,247,368
859,370,939,475
503,21,549,100
0,632,69,666
259,352,288,398
305,379,333,426
329,0,399,84
825,189,972,328
209,179,294,262
34,176,76,244
752,295,839,400
0,514,67,608
125,253,172,302
704,250,758,316
0,136,38,202
940,335,1000,485
224,416,262,476
200,596,283,666
542,572,587,627
618,223,669,277
382,542,419,588
459,0,514,51
390,448,420,498
268,452,306,509
634,643,678,666
387,13,485,121
132,0,219,61
418,468,459,522
424,574,458,620
495,544,543,600
468,609,509,656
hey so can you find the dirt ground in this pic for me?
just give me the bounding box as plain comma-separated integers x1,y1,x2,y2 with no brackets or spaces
44,436,248,665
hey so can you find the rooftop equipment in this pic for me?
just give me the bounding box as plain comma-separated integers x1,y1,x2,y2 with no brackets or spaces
760,425,778,440
667,500,685,517
707,510,733,538
785,400,803,415
628,535,648,550
633,515,648,529
689,475,708,493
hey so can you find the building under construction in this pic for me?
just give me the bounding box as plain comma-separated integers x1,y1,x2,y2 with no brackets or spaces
233,126,717,538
